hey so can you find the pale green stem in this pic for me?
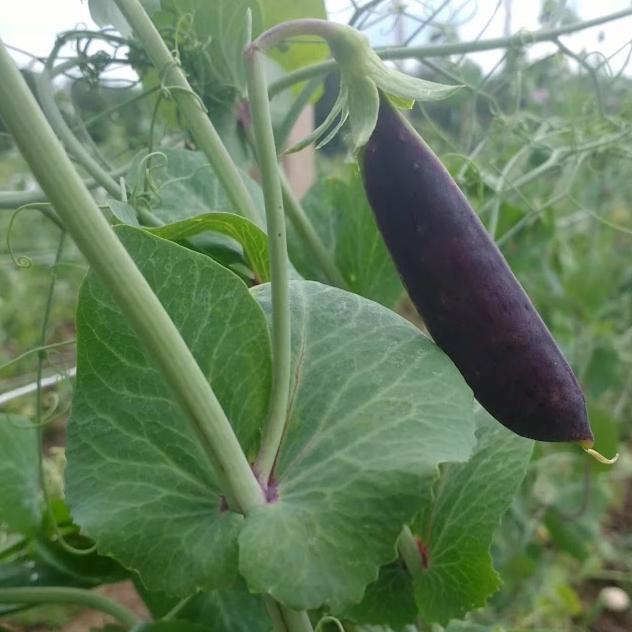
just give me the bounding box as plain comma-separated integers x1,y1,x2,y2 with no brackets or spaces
253,17,349,292
244,38,314,632
162,593,196,620
0,164,129,210
0,339,75,372
0,587,140,628
280,171,347,289
35,58,122,199
245,45,292,483
0,37,264,514
114,0,261,225
268,8,632,96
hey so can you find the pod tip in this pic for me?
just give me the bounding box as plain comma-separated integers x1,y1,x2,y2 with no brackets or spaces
578,440,619,465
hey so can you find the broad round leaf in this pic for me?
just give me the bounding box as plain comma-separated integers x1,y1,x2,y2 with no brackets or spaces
239,281,475,610
65,227,272,596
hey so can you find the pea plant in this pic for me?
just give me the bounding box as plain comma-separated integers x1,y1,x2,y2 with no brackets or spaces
0,1,630,631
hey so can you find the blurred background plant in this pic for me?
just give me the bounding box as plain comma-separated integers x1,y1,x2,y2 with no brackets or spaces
0,1,630,630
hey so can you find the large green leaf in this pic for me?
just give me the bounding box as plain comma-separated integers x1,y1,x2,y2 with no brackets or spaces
239,282,475,610
412,410,534,624
180,579,270,632
0,414,41,536
287,169,403,308
106,202,257,282
136,578,269,631
65,227,272,596
127,148,264,225
149,213,270,282
341,563,416,629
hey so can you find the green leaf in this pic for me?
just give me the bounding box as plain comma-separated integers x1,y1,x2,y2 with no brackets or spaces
412,409,534,624
239,281,475,610
107,200,141,226
65,227,272,596
345,76,380,150
127,148,264,224
134,577,268,630
287,168,403,308
149,213,270,282
0,414,42,536
366,52,462,103
105,200,256,282
180,579,270,632
340,563,416,629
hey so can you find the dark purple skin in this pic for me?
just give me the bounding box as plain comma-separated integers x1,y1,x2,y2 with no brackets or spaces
360,95,593,443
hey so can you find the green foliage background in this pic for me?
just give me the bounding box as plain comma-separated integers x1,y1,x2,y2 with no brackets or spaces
0,1,631,631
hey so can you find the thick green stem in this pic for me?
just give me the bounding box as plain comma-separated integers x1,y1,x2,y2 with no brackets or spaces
245,45,292,483
0,587,140,628
268,8,632,96
244,39,314,632
114,0,261,224
0,38,264,514
280,172,347,289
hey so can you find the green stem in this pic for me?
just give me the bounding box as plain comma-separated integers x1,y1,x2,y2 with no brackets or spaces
114,0,261,225
0,164,130,210
245,45,292,483
244,36,314,632
242,121,344,291
0,340,75,373
268,8,632,96
280,172,347,289
35,58,122,199
0,37,264,514
0,587,140,628
162,593,196,620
